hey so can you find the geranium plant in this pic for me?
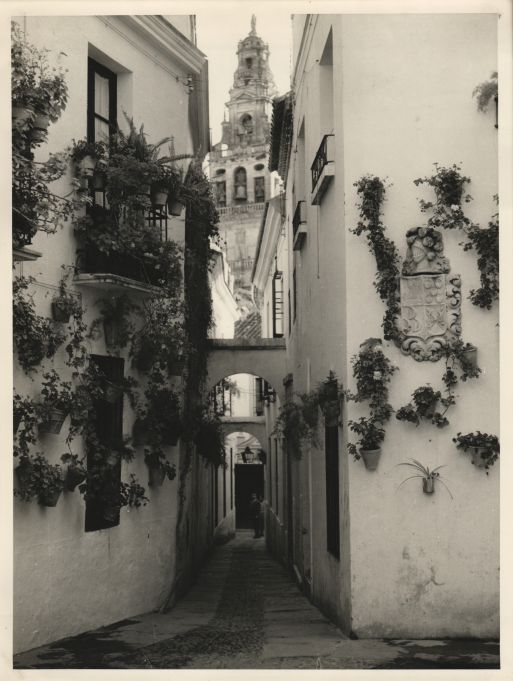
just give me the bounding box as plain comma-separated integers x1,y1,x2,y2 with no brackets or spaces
414,163,472,231
453,431,499,471
396,385,449,428
347,417,385,460
15,453,65,506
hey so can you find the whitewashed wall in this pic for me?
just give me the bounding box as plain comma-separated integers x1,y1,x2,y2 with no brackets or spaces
13,15,200,652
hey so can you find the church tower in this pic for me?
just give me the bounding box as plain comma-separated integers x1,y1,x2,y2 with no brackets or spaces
209,16,278,328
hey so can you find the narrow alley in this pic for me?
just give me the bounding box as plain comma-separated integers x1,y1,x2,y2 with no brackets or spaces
14,533,499,670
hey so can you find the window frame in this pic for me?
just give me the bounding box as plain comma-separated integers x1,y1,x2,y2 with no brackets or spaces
87,57,118,145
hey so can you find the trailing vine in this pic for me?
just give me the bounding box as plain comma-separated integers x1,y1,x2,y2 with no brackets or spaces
460,200,499,309
346,339,397,461
352,176,401,341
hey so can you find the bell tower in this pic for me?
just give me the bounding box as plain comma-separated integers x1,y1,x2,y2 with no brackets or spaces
208,16,278,333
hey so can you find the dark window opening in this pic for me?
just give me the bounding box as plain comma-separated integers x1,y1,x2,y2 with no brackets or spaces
85,355,124,532
255,377,264,416
272,271,284,338
325,424,340,559
216,181,226,207
254,176,265,203
234,166,247,202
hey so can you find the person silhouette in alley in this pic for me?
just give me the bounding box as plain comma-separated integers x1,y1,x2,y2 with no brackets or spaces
249,492,261,538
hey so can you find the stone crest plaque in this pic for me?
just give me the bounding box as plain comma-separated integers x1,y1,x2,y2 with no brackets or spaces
396,227,461,361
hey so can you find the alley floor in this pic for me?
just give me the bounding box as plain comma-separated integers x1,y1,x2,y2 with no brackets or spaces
14,532,499,670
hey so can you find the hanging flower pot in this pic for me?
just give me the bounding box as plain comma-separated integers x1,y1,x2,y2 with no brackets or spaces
168,199,185,217
51,299,71,323
422,478,435,494
360,447,381,471
103,318,122,348
78,154,96,177
64,464,86,492
39,408,68,434
148,465,166,488
150,186,169,208
38,487,63,508
92,172,106,190
462,344,478,370
471,447,489,468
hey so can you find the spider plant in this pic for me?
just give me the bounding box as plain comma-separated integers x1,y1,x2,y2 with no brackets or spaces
396,459,453,498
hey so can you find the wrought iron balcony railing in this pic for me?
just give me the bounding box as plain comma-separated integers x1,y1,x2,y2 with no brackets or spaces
310,134,335,205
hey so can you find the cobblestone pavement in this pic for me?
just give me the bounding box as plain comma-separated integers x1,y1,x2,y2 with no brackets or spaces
14,532,499,670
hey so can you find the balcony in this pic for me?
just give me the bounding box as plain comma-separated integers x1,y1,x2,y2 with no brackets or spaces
74,245,164,297
311,134,335,205
292,200,307,251
217,202,266,217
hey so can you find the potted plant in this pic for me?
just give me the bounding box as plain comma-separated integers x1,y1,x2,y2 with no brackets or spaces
347,417,385,471
453,431,500,470
150,167,171,208
98,295,137,349
51,269,82,323
316,372,344,425
15,453,65,506
60,452,87,492
461,342,478,370
144,450,176,488
397,459,453,497
70,139,107,178
37,370,73,434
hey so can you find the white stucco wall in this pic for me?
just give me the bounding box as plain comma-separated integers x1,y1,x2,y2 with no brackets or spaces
285,13,499,637
13,15,203,653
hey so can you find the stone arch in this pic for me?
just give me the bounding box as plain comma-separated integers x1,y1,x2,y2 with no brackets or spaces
221,420,266,445
206,339,286,404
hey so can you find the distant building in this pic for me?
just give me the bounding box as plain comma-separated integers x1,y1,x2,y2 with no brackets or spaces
208,16,278,331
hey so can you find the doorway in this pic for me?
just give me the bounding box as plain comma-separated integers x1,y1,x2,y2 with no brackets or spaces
235,463,264,529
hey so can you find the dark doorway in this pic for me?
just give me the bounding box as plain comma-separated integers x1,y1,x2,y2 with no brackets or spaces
235,464,264,529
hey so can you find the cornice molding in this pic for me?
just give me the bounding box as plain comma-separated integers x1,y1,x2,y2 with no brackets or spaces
116,15,207,74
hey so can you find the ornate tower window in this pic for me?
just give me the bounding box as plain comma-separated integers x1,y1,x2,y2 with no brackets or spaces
254,176,265,203
234,166,247,202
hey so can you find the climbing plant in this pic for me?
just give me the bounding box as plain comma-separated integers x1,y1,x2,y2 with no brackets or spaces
414,163,472,231
352,176,401,341
460,201,499,309
346,339,397,461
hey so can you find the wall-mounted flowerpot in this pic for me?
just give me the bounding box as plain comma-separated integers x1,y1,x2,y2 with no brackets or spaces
148,465,166,488
462,345,478,370
360,447,381,471
78,154,96,177
168,199,185,217
39,408,68,434
92,172,106,190
38,487,63,507
12,106,34,125
471,447,489,468
64,464,86,492
132,419,148,447
51,300,71,323
422,478,435,494
150,187,169,208
103,319,123,348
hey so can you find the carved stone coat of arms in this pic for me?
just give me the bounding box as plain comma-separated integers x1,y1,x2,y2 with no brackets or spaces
396,227,461,361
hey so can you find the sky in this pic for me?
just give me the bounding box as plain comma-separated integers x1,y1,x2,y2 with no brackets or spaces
195,8,293,145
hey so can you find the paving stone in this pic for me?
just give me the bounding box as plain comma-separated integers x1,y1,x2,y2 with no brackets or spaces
13,531,500,670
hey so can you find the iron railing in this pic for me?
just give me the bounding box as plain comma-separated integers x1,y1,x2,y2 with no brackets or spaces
311,134,334,192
